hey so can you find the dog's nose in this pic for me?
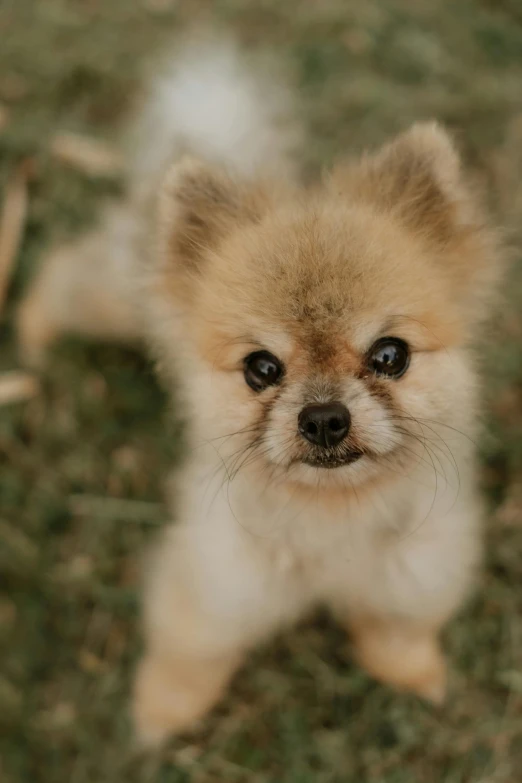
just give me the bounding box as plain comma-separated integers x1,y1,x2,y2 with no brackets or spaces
298,402,351,448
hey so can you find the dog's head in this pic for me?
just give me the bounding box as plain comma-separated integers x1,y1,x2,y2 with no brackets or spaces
149,123,500,495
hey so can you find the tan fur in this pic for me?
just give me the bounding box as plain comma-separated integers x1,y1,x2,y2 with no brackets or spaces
349,618,447,704
131,122,503,744
134,651,241,746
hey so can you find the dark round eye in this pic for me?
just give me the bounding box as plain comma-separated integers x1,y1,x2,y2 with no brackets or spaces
244,350,284,392
368,337,410,379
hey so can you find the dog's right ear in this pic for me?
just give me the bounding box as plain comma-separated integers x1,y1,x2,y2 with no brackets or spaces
157,158,265,276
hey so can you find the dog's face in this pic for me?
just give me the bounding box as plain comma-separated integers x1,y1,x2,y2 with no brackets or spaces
152,124,499,494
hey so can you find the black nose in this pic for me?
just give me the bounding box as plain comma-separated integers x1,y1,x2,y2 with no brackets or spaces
298,402,351,448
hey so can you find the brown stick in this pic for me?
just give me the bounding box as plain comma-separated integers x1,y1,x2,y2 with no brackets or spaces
0,161,30,311
0,371,39,407
50,132,123,177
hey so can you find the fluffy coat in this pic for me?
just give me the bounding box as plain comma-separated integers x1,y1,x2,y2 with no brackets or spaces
17,37,503,746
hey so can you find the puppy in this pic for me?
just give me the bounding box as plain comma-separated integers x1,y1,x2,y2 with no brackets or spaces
17,37,502,745
133,103,502,745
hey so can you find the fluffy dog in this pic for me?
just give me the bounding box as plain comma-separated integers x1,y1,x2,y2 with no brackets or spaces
17,36,503,746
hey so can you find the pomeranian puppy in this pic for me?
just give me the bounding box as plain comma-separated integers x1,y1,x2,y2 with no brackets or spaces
17,37,502,746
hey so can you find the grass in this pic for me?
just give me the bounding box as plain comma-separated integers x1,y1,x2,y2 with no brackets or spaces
1,1,522,781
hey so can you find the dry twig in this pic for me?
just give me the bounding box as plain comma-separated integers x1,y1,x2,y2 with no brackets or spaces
0,371,40,406
50,131,123,177
0,161,30,311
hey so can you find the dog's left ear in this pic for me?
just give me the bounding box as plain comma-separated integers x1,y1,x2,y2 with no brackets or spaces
331,122,502,305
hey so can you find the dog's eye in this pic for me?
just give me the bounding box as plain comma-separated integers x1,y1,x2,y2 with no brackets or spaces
244,351,284,392
368,337,410,379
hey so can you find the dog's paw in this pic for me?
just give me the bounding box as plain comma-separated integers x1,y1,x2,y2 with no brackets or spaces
352,621,447,705
132,652,239,747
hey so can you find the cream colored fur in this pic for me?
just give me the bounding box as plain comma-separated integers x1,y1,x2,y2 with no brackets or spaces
133,115,502,743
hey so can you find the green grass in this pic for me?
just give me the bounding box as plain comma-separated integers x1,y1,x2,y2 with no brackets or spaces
1,1,522,781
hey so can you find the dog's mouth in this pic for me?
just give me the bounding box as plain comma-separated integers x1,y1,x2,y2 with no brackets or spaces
301,450,363,469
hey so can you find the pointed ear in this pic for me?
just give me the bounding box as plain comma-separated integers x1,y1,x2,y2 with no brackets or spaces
157,158,264,276
332,122,480,244
331,122,502,309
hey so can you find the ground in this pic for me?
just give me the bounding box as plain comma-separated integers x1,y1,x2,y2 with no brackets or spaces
1,1,522,782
